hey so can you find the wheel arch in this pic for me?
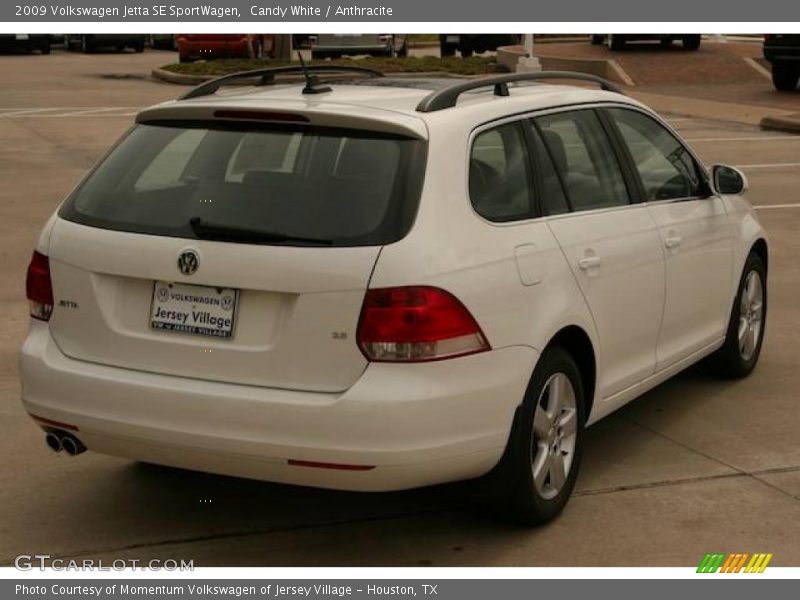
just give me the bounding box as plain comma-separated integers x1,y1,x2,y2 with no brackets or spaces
545,325,597,420
751,237,769,273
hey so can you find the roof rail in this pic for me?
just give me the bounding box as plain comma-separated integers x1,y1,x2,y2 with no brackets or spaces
415,71,624,113
179,65,384,101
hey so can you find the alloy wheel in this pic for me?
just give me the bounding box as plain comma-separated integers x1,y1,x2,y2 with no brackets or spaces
739,270,764,361
531,372,578,500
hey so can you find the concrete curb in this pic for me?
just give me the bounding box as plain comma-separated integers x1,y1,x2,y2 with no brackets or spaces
760,114,800,134
152,67,486,86
152,68,208,85
495,45,635,87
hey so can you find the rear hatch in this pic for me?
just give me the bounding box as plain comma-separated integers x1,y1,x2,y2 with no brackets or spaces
49,113,425,393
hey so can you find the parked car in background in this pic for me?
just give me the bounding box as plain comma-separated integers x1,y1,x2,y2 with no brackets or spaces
0,34,50,55
64,34,146,53
149,34,176,51
593,34,701,51
439,34,521,57
763,34,800,91
292,34,313,49
177,34,275,63
21,67,767,525
309,34,407,59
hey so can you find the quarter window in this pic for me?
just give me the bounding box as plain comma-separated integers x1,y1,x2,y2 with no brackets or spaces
469,122,533,221
536,110,630,212
608,108,705,201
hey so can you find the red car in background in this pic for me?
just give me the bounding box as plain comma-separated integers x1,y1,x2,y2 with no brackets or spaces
177,34,275,62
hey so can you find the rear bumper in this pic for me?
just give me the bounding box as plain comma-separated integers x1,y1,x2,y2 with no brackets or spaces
85,35,145,46
0,34,48,50
764,48,800,62
20,321,536,491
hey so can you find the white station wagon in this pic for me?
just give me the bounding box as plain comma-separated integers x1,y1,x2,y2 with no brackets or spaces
21,67,768,524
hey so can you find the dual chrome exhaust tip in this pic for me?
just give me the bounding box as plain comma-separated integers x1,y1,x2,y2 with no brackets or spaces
45,430,86,456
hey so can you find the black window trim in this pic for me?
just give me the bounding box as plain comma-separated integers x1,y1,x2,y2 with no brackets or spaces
526,119,572,215
595,108,647,204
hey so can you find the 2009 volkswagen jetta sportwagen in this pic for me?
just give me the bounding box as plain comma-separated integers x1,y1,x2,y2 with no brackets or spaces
20,68,768,524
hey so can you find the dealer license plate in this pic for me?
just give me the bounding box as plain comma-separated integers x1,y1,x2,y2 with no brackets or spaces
150,281,238,339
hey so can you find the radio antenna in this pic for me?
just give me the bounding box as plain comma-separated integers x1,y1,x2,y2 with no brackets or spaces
298,52,332,94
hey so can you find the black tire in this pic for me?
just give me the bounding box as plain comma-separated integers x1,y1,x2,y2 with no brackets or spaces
39,41,50,55
459,40,474,58
310,50,326,60
772,62,800,91
396,42,408,58
682,35,701,51
607,34,626,51
178,53,191,64
133,41,145,53
703,253,767,378
490,346,586,525
80,35,92,53
660,37,674,48
439,40,456,57
590,34,604,45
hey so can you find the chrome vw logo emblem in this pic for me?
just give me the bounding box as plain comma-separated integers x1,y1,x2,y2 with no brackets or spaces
177,250,199,275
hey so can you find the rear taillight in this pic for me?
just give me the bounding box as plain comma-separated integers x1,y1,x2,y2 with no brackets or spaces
357,286,490,362
26,251,53,321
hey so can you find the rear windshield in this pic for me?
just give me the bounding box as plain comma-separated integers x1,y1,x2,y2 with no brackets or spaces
60,122,426,247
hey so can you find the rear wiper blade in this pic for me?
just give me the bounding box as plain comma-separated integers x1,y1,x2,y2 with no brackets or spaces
189,217,332,246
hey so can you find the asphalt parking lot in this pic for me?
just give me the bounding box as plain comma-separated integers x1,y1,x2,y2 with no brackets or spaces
2,47,800,567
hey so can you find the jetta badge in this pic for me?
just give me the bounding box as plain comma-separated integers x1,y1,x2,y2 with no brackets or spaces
177,250,199,275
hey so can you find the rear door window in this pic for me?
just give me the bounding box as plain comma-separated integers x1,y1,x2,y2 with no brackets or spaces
61,122,425,247
535,110,630,212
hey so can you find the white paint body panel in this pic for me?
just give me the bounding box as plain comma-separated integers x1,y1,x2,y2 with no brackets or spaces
647,197,735,369
46,219,378,392
547,205,665,398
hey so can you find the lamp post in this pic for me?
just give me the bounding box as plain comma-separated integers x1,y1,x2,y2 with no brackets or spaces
517,33,542,72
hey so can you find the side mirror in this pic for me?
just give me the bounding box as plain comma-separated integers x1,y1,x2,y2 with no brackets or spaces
712,165,748,195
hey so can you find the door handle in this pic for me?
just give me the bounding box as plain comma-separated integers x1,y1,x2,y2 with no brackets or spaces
664,235,682,249
578,256,601,270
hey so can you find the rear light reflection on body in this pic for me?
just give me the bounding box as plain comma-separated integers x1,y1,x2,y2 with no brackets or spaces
357,286,490,362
